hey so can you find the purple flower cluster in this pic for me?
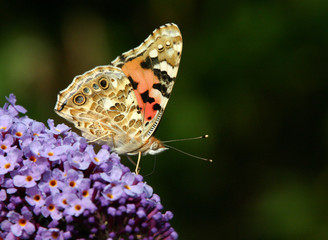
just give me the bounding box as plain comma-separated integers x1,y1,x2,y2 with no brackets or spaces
0,94,177,240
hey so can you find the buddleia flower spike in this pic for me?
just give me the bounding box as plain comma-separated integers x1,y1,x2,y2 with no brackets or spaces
0,94,178,239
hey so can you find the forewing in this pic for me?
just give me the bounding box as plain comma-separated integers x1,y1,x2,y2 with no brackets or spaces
111,23,182,140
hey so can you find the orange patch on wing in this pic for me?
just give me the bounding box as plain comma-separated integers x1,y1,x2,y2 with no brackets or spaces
121,57,162,121
144,102,157,121
145,89,162,121
121,57,160,93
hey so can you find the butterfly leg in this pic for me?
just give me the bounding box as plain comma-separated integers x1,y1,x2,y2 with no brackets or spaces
135,152,142,175
126,155,137,166
88,132,111,143
111,133,117,149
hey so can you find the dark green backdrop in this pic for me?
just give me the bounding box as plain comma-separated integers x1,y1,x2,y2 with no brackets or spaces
1,1,328,239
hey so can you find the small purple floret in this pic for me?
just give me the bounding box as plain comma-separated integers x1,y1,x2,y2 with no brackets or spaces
0,94,178,239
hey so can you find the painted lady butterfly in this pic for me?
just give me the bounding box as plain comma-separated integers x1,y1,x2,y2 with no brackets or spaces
55,23,182,172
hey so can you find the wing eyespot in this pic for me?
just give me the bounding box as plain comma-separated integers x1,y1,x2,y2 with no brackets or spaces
99,77,109,90
92,83,100,90
83,87,91,95
73,94,86,105
157,44,164,52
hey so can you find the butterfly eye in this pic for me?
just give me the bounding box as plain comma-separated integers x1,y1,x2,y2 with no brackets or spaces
99,78,109,89
73,94,86,105
83,87,91,95
151,142,159,150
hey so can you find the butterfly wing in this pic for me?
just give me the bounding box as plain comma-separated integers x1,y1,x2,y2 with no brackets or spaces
55,23,182,155
111,23,182,140
55,65,146,154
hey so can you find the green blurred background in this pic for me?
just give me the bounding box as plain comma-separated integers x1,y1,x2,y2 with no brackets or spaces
1,1,328,239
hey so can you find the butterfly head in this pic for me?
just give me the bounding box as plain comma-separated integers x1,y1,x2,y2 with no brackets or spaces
143,136,168,155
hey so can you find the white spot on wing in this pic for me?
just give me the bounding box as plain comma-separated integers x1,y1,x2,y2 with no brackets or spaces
160,60,168,72
167,64,175,78
111,78,117,88
174,42,182,52
153,63,160,70
172,66,178,78
158,44,164,50
102,98,112,110
149,49,158,58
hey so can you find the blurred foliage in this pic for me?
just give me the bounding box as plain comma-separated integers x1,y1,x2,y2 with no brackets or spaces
1,1,328,239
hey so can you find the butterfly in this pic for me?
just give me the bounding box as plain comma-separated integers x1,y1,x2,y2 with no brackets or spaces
55,23,182,172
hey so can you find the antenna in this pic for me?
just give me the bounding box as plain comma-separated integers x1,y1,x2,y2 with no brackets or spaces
162,134,212,162
162,134,209,143
163,143,212,162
